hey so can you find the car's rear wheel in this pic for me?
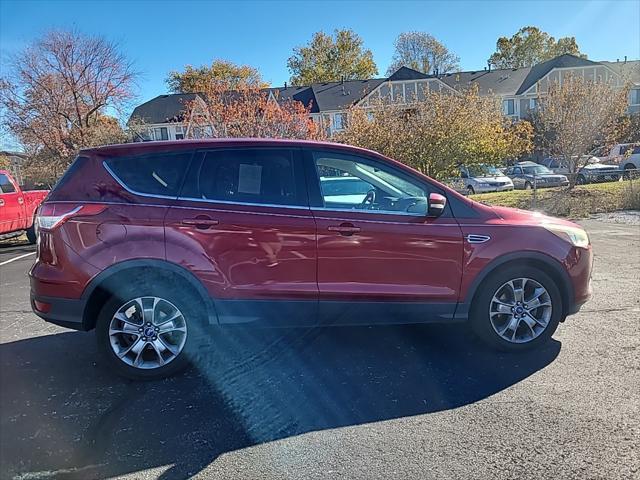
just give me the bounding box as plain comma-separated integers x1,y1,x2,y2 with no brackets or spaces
25,225,37,244
524,181,533,190
576,174,587,185
470,265,562,351
467,186,475,195
96,281,204,380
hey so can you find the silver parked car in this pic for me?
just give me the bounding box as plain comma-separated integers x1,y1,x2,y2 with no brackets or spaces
459,165,514,194
505,162,570,189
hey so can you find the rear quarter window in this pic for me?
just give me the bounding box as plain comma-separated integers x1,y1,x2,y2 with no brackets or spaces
105,152,193,197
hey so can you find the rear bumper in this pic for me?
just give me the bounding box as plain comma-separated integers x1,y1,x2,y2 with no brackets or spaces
30,292,88,331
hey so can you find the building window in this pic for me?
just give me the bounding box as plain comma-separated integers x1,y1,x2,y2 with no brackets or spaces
529,98,538,110
630,88,640,106
392,83,404,102
139,129,152,142
153,127,168,141
175,125,185,140
503,99,515,116
333,113,346,131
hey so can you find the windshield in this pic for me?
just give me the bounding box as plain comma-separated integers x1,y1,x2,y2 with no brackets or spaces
522,165,552,175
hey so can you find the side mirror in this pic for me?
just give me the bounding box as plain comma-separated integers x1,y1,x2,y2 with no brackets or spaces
428,193,447,217
460,171,468,179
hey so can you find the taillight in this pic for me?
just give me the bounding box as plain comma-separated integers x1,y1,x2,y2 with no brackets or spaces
37,204,107,231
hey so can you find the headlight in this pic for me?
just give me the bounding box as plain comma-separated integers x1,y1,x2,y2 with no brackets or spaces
544,224,589,248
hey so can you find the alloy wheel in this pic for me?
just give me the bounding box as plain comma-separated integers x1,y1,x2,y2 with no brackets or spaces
489,278,552,344
108,296,187,369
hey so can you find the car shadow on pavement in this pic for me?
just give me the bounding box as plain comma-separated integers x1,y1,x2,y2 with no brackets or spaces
0,323,560,479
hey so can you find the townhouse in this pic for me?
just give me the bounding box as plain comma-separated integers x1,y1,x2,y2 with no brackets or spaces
128,54,640,140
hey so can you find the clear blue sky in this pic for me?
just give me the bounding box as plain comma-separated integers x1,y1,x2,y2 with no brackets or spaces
1,0,639,115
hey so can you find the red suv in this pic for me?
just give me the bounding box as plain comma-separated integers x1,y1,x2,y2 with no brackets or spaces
30,139,593,379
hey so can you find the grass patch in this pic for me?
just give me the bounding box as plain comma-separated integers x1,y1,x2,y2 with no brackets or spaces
470,180,640,218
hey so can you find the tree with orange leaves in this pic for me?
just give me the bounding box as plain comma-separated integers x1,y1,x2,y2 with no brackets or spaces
182,82,325,140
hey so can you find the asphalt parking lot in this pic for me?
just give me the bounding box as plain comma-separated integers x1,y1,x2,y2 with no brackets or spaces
1,219,638,480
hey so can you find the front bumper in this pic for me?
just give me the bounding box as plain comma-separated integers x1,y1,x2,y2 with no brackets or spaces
475,184,514,193
30,292,88,331
536,180,570,188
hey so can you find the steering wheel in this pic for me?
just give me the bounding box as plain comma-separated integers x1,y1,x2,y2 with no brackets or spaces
361,189,376,208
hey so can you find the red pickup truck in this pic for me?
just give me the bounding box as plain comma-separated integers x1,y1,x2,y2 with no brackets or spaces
0,170,49,243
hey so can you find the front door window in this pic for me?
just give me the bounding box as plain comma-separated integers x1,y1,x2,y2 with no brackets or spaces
314,152,429,216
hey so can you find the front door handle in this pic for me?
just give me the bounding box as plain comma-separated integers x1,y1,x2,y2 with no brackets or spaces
17,197,24,205
0,199,4,207
181,217,219,230
328,223,361,236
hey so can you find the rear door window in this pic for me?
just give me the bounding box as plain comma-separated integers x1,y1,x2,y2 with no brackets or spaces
181,148,306,207
0,174,16,193
105,151,193,197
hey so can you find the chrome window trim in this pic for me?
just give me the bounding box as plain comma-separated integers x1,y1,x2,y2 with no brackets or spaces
104,160,310,210
312,206,428,217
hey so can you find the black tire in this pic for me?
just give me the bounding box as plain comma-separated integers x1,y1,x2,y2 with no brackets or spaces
470,265,562,352
524,182,532,190
25,225,37,244
95,278,207,380
467,186,475,195
576,175,587,185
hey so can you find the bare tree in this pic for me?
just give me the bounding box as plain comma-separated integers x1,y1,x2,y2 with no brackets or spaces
0,29,137,175
532,74,630,185
387,32,459,76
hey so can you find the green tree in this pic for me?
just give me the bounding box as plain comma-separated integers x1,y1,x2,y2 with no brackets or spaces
386,32,459,76
0,155,11,171
287,29,378,85
166,60,268,93
489,26,586,69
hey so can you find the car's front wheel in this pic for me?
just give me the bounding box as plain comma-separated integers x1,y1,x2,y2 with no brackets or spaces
96,281,203,380
470,266,562,351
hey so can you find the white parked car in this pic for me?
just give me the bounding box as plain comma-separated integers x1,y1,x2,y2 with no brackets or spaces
459,165,514,194
320,176,374,204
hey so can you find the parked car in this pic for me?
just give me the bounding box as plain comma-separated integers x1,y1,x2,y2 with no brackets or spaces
30,139,593,380
505,162,570,189
320,175,373,203
459,165,514,194
0,170,49,243
595,144,640,171
539,158,621,184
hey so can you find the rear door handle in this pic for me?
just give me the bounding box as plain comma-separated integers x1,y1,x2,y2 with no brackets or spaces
17,197,24,205
328,223,361,236
181,217,219,229
0,199,4,207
